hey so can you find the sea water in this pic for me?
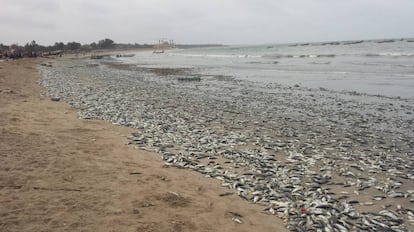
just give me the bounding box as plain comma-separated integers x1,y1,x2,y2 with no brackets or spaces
118,39,414,98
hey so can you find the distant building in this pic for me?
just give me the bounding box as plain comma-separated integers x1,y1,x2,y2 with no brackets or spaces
153,39,175,50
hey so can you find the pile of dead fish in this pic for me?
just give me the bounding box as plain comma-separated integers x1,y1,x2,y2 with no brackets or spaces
39,59,414,231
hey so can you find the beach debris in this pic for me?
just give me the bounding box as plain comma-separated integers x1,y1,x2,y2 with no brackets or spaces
177,76,201,82
38,58,414,231
116,54,135,58
40,63,52,67
129,171,142,175
139,202,155,208
231,217,243,224
219,192,234,197
228,211,243,218
50,96,61,101
90,54,111,59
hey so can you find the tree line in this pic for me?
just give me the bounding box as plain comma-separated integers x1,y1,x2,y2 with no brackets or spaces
0,38,153,57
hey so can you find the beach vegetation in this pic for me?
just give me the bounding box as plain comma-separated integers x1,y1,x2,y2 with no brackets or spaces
0,38,217,59
98,38,115,49
66,41,82,51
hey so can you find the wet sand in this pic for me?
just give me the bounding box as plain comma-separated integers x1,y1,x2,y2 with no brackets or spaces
0,58,286,231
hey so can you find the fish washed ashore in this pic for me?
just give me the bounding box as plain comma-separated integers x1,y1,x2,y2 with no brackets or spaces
1,59,284,232
39,58,414,231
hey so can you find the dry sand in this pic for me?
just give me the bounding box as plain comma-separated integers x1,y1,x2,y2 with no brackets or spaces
0,58,286,232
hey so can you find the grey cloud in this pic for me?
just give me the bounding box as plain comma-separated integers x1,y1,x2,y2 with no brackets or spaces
0,0,413,45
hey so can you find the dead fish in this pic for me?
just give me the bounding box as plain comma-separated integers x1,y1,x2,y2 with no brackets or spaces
388,192,404,198
360,201,374,206
229,211,243,218
219,192,234,197
372,195,386,201
231,217,243,224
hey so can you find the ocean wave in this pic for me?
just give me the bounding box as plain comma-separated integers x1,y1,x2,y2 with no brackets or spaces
310,61,331,65
363,53,414,57
248,61,280,65
380,53,414,57
262,54,336,59
169,53,262,59
364,53,381,57
316,54,336,58
170,49,413,60
351,62,414,68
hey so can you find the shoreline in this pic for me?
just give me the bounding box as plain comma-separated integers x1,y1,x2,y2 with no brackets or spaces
0,58,286,231
37,57,414,231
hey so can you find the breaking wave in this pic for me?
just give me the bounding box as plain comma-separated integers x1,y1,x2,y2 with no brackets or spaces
262,54,336,59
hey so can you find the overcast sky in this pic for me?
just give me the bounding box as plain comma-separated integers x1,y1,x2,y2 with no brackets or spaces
1,0,414,45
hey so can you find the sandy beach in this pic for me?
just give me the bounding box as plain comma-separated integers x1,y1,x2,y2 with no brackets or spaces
0,58,286,231
2,0,413,230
